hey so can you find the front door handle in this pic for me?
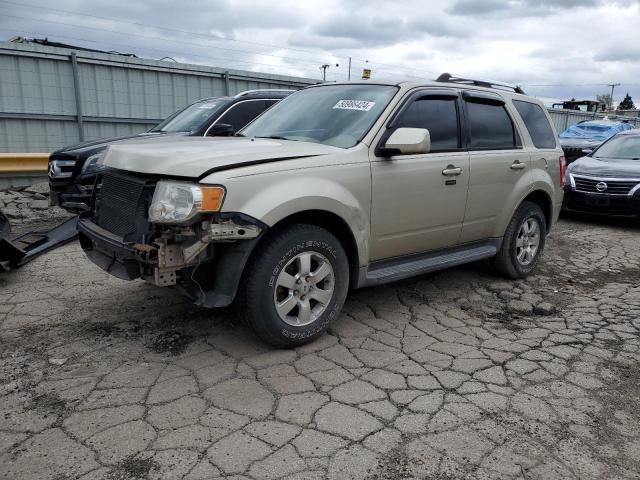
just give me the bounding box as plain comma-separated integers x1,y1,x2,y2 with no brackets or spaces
442,165,462,176
510,161,526,170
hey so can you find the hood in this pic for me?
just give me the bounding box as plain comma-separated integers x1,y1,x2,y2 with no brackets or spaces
54,132,186,157
101,136,341,179
568,155,640,178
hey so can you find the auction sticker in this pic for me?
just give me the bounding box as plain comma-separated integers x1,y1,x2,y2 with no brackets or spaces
333,100,376,111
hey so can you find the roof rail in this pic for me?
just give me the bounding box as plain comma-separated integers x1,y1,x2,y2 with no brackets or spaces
234,89,296,98
436,73,526,95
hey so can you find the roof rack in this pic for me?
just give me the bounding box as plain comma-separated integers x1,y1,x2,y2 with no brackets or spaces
234,89,296,98
436,73,526,95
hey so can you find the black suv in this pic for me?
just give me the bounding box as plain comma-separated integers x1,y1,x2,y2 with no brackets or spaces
48,89,293,212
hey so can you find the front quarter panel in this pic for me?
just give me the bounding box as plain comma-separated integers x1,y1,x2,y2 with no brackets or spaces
200,152,372,266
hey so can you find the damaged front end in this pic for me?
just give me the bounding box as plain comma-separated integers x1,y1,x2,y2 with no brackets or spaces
78,171,266,307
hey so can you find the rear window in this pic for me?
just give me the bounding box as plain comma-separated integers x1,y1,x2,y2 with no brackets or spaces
513,100,557,149
465,100,520,150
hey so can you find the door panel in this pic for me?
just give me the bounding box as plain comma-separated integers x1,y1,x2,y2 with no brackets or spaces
370,151,470,260
459,150,528,242
459,96,526,243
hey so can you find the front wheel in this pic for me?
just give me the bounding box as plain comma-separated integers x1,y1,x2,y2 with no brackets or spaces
238,224,349,347
493,201,547,279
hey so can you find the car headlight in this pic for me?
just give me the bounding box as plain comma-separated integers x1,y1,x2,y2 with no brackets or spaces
148,181,225,224
81,151,106,175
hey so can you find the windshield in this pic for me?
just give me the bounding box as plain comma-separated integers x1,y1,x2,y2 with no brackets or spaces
594,135,640,160
241,84,398,148
151,99,224,133
560,123,623,141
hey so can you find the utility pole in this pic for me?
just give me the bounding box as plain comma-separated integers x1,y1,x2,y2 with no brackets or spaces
348,57,351,81
607,83,620,110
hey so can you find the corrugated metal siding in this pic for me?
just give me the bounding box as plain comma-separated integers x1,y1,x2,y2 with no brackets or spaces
0,42,318,152
547,109,640,133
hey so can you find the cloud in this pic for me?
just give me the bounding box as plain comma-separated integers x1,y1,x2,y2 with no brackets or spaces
594,44,640,62
447,0,603,17
1,0,639,101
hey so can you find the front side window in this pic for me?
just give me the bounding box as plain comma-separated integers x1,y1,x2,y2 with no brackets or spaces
241,84,398,148
513,100,557,149
465,100,520,150
394,97,460,151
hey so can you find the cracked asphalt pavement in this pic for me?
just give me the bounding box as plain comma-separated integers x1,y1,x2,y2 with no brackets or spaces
1,216,639,479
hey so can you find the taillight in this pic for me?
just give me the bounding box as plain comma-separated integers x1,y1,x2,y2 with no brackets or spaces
559,155,567,186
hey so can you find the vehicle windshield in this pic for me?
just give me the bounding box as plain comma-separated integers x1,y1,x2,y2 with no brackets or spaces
151,99,224,133
560,123,623,141
594,135,640,160
241,84,398,148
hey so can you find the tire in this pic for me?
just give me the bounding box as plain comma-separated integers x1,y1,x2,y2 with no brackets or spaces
493,201,547,279
238,224,349,348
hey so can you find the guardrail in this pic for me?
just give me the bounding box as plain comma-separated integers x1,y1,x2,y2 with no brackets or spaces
0,154,49,190
0,153,49,174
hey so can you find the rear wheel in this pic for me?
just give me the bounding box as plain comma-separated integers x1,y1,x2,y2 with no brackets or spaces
493,201,546,279
239,224,349,347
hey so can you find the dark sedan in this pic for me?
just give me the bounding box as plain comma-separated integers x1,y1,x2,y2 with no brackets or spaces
48,89,292,212
563,129,640,218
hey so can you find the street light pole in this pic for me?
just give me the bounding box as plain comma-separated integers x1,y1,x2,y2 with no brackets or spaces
607,83,620,110
320,64,330,81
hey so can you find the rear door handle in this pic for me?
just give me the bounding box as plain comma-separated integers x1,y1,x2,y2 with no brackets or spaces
442,165,462,176
510,161,526,170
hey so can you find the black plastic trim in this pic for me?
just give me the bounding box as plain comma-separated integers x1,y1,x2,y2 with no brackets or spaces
197,155,324,179
357,239,502,287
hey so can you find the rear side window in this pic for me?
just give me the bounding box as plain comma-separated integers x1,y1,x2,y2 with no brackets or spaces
216,100,267,131
395,97,460,151
465,100,520,150
513,100,557,149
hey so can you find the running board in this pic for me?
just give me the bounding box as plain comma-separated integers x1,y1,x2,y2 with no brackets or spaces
358,240,500,287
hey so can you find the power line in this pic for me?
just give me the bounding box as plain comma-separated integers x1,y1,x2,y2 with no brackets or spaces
0,27,323,74
0,0,441,78
0,13,335,68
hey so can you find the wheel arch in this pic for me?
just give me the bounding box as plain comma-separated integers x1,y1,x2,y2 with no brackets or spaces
520,189,553,231
261,209,361,289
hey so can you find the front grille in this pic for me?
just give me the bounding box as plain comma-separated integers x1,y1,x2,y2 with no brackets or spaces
49,154,78,183
572,175,640,196
96,172,152,240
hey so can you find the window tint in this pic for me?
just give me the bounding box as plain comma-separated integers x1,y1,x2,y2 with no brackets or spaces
465,100,519,149
513,100,557,149
395,97,459,151
216,100,266,131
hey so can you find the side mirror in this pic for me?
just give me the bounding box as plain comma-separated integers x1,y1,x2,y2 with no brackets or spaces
381,128,431,156
581,148,594,155
207,123,235,137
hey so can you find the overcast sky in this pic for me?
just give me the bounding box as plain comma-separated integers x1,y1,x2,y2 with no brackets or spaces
1,0,639,105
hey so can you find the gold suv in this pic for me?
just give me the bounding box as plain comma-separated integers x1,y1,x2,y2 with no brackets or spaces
78,74,565,347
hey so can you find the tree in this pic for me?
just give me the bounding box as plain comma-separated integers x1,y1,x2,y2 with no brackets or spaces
618,93,636,110
596,93,612,109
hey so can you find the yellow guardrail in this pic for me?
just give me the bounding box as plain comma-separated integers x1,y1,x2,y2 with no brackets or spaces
0,153,49,174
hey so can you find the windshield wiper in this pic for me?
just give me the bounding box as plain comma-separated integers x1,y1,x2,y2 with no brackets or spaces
253,135,298,141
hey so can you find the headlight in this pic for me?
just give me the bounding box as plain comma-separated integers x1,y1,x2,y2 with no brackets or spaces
81,151,106,175
148,181,225,224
